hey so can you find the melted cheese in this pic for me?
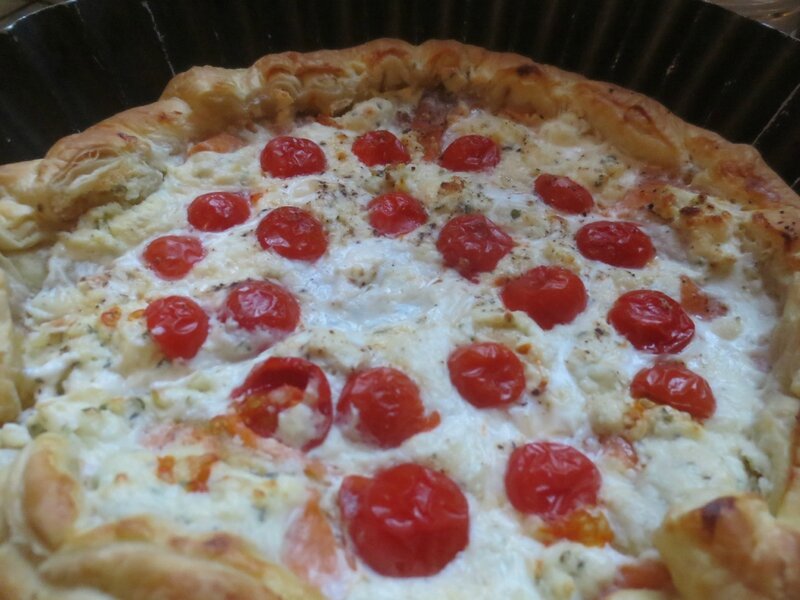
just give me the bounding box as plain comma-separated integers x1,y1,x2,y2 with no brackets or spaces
6,97,778,599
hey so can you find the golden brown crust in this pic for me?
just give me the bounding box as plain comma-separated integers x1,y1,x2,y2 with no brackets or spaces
0,270,23,424
40,543,290,600
0,97,205,229
3,434,81,555
0,38,799,600
0,435,321,600
20,436,81,551
654,495,800,600
570,82,683,170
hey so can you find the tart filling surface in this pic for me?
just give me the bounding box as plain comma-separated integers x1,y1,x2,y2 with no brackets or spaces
3,95,780,599
0,39,798,600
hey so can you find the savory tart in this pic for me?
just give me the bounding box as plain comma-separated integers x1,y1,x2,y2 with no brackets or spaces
0,39,798,600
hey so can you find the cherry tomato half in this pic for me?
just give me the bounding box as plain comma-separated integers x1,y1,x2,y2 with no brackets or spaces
608,290,694,354
222,280,300,333
440,135,501,172
367,192,427,237
505,442,601,517
231,357,332,451
337,367,440,448
260,136,326,178
436,214,514,280
143,235,205,280
187,192,251,232
501,266,588,330
338,463,469,577
534,174,594,214
145,296,209,360
448,342,526,408
576,221,655,269
631,362,715,420
352,130,410,167
256,206,328,261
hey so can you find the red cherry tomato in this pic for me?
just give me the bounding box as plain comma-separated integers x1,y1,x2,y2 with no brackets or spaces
501,266,588,330
440,135,501,172
631,362,715,420
534,174,594,214
608,290,695,354
187,192,251,232
222,280,300,333
436,214,514,280
352,130,410,167
256,206,328,261
338,463,469,577
576,221,655,268
231,357,332,451
260,136,326,178
447,342,526,408
145,296,209,360
143,235,204,280
505,442,601,518
368,192,428,237
337,367,440,448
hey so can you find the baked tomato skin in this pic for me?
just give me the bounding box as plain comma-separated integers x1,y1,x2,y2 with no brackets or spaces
436,214,514,280
447,342,526,408
631,362,715,420
231,357,332,451
187,192,251,232
534,174,594,214
337,367,440,448
256,206,328,261
145,296,209,360
367,192,427,237
505,442,601,517
222,280,300,333
576,221,655,269
440,135,501,172
679,275,728,320
143,235,205,280
608,290,695,354
500,266,588,330
352,130,410,166
338,463,469,577
260,136,326,178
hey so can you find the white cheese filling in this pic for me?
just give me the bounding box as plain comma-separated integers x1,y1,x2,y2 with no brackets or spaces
10,98,777,600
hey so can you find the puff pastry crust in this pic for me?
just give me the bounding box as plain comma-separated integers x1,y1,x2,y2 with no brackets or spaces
0,39,798,600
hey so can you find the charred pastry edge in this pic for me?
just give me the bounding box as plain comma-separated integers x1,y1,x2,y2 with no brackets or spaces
0,38,797,599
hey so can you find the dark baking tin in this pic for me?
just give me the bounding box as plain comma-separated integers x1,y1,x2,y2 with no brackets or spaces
1,0,798,191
